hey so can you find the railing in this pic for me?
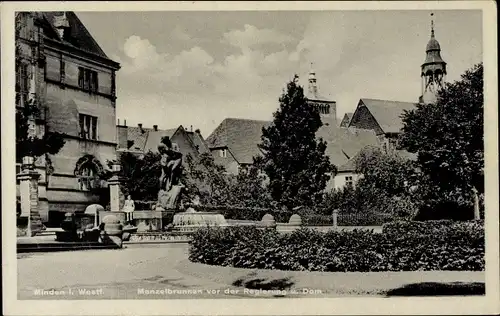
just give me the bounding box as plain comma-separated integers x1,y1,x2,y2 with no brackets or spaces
337,212,395,226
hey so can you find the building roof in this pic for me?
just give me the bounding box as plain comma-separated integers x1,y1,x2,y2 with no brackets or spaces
206,117,380,168
339,112,353,127
317,125,381,168
143,128,178,153
36,12,116,63
337,147,418,173
205,118,270,164
126,126,151,152
186,130,211,154
356,98,417,134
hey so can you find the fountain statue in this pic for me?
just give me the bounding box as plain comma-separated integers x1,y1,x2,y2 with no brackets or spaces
156,136,184,211
132,136,228,236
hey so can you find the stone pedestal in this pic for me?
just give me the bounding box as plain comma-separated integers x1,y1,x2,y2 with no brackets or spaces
108,174,122,213
332,209,339,228
16,158,44,237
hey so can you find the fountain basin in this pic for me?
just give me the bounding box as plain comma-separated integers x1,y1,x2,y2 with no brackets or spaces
172,211,228,233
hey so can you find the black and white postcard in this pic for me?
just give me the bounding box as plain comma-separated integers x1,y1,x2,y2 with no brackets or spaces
2,1,498,315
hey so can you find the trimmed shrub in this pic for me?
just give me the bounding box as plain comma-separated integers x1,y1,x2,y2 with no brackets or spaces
189,220,484,272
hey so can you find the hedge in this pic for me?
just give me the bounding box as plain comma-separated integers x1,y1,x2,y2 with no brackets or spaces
189,220,484,272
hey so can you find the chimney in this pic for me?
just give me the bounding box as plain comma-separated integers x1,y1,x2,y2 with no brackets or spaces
138,123,144,133
190,125,193,132
117,123,128,149
153,125,158,131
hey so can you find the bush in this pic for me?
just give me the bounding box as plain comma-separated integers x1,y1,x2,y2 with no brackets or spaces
189,220,484,272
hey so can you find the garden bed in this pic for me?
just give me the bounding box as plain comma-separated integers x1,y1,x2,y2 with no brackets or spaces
189,220,484,272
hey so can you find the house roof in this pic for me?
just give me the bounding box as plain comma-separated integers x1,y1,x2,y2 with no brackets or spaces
356,98,417,134
206,117,381,168
206,118,271,164
337,147,418,173
186,130,211,154
36,12,116,63
143,128,179,153
126,126,151,152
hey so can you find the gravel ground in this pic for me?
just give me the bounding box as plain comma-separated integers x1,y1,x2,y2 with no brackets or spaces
17,243,484,299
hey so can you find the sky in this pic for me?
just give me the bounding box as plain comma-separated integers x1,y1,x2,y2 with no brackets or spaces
76,10,483,137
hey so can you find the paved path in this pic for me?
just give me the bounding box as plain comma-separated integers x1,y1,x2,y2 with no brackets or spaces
17,244,484,299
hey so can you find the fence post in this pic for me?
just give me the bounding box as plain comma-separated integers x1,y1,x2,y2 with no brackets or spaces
332,209,338,228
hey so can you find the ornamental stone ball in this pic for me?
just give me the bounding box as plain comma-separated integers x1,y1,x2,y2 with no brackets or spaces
288,214,302,226
260,214,276,227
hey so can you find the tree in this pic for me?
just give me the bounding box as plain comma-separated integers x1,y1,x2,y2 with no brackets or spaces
16,13,65,162
399,63,484,219
354,147,418,217
104,151,162,202
227,166,274,208
257,75,335,209
16,100,65,161
183,152,233,206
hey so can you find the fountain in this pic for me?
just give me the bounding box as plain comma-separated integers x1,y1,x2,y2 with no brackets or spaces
172,209,228,233
128,137,228,241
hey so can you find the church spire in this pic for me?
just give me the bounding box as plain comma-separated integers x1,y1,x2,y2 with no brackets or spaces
419,12,447,104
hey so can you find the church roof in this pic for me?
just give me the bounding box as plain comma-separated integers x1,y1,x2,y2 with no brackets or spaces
356,98,418,134
206,118,380,168
426,35,441,52
36,12,118,66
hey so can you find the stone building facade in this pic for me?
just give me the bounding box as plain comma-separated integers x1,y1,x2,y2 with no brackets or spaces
15,12,120,226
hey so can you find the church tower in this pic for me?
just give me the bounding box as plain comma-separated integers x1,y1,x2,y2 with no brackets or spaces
305,64,337,127
420,13,447,104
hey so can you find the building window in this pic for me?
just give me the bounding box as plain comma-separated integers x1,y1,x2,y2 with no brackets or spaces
79,114,98,140
74,155,103,191
78,67,98,93
345,176,353,187
78,164,98,191
16,63,29,107
219,149,227,158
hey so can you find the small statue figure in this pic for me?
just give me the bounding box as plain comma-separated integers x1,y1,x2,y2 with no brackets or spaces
123,195,135,222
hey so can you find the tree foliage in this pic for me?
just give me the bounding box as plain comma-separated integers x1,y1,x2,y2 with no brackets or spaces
257,76,335,209
15,15,65,161
16,100,66,160
104,151,162,202
399,63,484,216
